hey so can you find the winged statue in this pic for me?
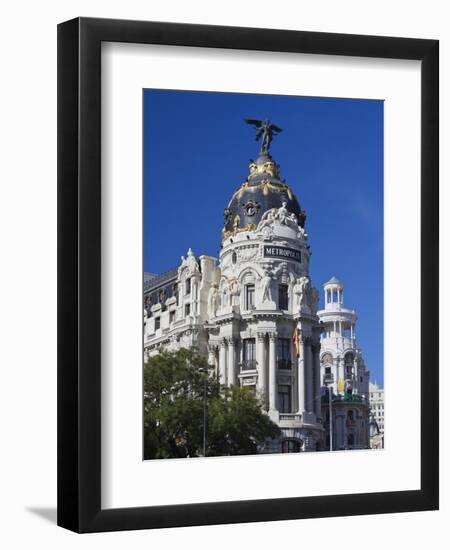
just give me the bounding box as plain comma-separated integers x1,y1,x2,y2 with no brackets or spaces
245,118,283,155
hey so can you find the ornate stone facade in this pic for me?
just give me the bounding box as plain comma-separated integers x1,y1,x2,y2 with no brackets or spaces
144,127,371,453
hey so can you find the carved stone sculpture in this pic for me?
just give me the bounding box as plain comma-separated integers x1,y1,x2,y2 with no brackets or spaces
260,269,273,302
294,276,310,306
208,284,218,317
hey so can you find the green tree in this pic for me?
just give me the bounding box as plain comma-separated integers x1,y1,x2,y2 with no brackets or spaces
143,348,280,459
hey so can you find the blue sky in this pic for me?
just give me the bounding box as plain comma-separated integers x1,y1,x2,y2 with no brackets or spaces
143,90,384,386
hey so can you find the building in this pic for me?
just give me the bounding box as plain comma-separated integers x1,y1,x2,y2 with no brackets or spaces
317,278,371,450
369,382,385,448
144,120,372,453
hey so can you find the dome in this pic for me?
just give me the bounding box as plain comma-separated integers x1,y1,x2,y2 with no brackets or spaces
221,152,305,241
324,276,343,287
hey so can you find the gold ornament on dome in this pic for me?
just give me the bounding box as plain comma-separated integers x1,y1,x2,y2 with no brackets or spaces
230,180,295,202
248,160,279,178
221,222,257,242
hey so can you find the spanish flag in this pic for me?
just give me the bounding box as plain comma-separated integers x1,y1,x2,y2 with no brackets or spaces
292,323,302,357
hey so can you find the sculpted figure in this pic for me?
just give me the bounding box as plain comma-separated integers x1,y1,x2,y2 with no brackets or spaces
260,269,273,302
257,208,277,231
294,276,310,307
221,281,230,308
257,201,300,232
229,278,241,306
245,118,283,155
208,284,218,317
276,201,290,225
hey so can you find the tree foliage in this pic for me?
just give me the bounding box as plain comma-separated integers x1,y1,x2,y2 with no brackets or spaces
143,348,280,459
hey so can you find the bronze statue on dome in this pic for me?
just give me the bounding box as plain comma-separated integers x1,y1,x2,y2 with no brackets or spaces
245,118,283,155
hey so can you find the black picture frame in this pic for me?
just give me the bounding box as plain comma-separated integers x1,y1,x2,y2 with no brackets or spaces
57,17,439,533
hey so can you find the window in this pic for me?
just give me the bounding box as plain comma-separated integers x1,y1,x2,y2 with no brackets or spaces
281,439,301,453
185,303,190,316
347,433,354,447
155,317,160,331
169,311,175,324
278,284,289,310
242,338,256,370
245,284,255,309
277,338,291,369
185,278,191,295
278,385,292,413
323,365,333,384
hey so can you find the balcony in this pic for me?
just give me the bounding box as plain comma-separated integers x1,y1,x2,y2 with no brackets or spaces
277,359,292,370
240,359,257,372
323,373,334,384
278,413,303,428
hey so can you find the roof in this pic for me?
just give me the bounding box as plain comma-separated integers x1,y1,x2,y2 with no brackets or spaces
144,268,178,293
222,152,305,237
324,276,342,287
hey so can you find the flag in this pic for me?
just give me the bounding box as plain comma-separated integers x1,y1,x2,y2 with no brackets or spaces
292,323,302,357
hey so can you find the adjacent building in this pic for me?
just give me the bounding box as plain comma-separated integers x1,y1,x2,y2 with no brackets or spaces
317,278,370,450
369,382,385,448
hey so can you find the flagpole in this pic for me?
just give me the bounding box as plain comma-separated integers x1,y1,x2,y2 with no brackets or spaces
328,384,333,451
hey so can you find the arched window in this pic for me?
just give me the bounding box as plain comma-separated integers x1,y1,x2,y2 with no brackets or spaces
344,352,354,378
344,352,354,363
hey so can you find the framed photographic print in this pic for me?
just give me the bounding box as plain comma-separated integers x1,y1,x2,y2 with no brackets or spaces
57,17,439,533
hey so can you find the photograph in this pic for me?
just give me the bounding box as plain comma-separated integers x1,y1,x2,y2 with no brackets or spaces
142,89,384,459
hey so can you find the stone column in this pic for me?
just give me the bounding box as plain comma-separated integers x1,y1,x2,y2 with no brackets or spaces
207,345,215,368
268,334,277,412
297,337,306,413
305,339,314,412
256,332,266,404
313,343,322,418
291,336,298,411
227,338,236,386
219,342,227,385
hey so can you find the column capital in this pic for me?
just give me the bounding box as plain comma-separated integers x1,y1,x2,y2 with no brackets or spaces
257,332,266,342
268,333,277,343
225,336,236,346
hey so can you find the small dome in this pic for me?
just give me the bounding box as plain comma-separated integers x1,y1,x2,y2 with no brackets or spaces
324,276,343,287
222,152,305,241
